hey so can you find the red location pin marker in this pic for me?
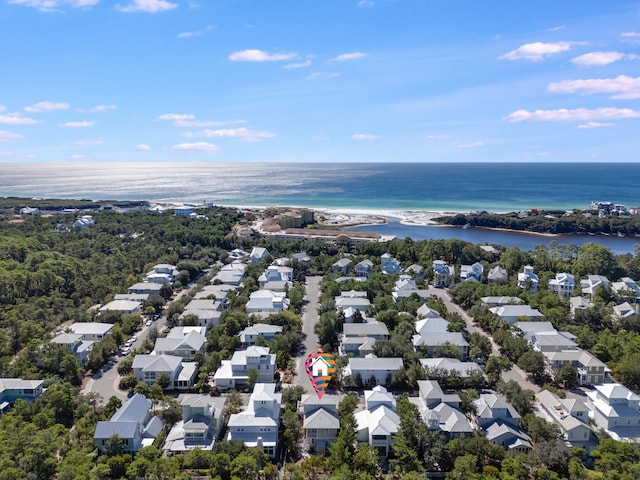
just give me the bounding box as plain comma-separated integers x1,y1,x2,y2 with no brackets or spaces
305,350,336,399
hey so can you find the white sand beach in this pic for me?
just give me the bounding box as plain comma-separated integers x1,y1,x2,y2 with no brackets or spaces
314,208,464,227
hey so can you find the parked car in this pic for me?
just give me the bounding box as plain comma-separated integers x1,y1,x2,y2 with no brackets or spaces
120,347,131,356
145,319,153,327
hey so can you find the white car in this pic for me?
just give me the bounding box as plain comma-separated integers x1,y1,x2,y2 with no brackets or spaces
120,347,131,356
145,319,153,327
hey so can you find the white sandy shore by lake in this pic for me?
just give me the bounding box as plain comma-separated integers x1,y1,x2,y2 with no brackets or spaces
314,208,465,227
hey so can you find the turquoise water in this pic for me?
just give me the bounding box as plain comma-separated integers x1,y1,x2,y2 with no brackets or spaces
0,162,638,212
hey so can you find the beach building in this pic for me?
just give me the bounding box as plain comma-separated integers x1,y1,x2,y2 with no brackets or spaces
487,266,508,284
249,247,269,263
344,355,403,387
332,258,353,274
518,266,539,293
489,305,544,325
99,299,142,315
132,355,198,390
355,259,374,278
460,262,484,283
586,383,640,442
432,260,454,287
548,272,575,298
299,394,340,456
354,386,400,458
381,253,402,275
213,346,276,391
536,390,593,448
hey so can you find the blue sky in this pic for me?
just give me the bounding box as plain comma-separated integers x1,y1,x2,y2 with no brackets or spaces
1,0,639,163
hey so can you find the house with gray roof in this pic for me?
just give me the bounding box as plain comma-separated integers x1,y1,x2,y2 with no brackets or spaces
153,330,206,361
530,332,578,353
299,394,340,456
513,321,556,340
570,296,592,315
543,349,609,386
51,332,93,366
485,422,532,453
238,324,283,346
128,282,164,296
100,299,142,315
474,393,521,429
163,394,227,454
487,266,508,284
611,277,640,300
412,331,469,360
342,322,389,340
405,264,424,279
344,355,403,387
245,289,289,315
292,252,311,263
420,358,483,378
537,389,594,448
408,380,473,439
354,386,400,458
66,322,113,341
355,259,374,278
414,316,449,335
613,302,638,320
258,265,293,288
114,293,149,302
392,275,430,302
339,337,377,357
94,394,163,454
490,305,544,325
580,275,610,298
213,346,276,391
132,354,198,390
481,296,523,308
227,383,281,458
0,378,44,405
416,304,444,319
332,258,353,274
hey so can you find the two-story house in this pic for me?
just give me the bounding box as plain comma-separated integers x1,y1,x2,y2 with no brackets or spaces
432,260,454,287
460,262,484,283
518,266,539,293
153,330,206,361
587,383,640,442
94,394,163,454
380,253,402,275
299,394,340,456
132,354,198,390
548,272,575,299
344,355,403,387
227,383,281,459
238,324,283,347
213,346,276,391
355,260,374,278
354,386,400,458
536,390,593,448
163,394,227,454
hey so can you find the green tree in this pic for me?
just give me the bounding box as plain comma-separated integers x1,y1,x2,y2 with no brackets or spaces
104,434,125,457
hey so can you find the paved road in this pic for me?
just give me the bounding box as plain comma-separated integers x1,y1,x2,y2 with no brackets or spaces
294,276,322,394
427,285,545,393
81,276,203,404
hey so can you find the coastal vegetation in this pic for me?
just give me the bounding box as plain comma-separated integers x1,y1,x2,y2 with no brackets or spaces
436,209,640,236
2,199,640,478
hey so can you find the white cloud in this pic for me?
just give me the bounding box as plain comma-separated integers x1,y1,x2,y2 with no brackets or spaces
283,59,312,69
457,141,484,149
352,133,378,140
116,0,177,13
0,106,5,112
0,112,41,125
177,24,214,38
426,134,449,140
229,49,297,62
548,75,640,99
78,104,117,113
175,119,246,128
305,72,341,81
6,0,98,12
504,107,640,123
59,121,95,128
571,51,637,68
498,41,586,61
547,25,566,32
332,52,367,62
357,0,374,6
24,101,70,113
75,139,104,145
194,127,275,142
136,144,151,151
621,32,640,44
156,113,195,121
171,142,220,152
69,154,86,159
577,122,615,129
0,131,23,143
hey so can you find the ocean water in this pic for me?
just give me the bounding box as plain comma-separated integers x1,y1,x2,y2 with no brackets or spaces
1,162,638,212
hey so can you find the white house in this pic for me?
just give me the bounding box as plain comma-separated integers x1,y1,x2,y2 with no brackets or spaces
163,395,227,454
99,299,142,315
227,383,281,458
536,390,593,448
132,355,198,390
94,394,163,454
153,330,206,361
613,302,637,320
420,358,483,379
489,305,544,325
238,324,283,346
518,266,539,293
66,322,113,341
299,394,340,456
432,260,454,287
587,383,640,442
213,346,276,391
611,277,640,300
344,355,403,387
474,393,521,429
249,247,270,263
460,262,484,283
354,386,400,458
580,275,610,298
570,296,592,315
245,290,289,314
548,272,575,298
487,266,508,284
412,332,469,360
543,349,609,386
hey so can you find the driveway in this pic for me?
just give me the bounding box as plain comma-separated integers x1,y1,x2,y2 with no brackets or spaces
294,276,322,394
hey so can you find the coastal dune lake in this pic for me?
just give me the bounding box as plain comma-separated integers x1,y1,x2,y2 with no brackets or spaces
1,161,638,253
